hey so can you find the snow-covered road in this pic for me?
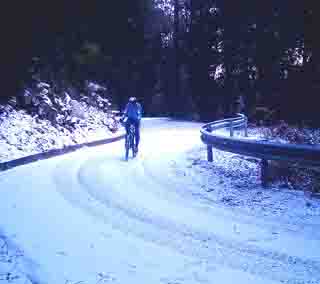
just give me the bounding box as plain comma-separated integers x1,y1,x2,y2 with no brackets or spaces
1,118,319,284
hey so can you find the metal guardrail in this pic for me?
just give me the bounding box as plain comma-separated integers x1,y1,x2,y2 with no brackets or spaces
200,114,320,186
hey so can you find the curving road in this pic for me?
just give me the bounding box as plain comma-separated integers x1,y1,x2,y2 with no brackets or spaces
1,118,319,284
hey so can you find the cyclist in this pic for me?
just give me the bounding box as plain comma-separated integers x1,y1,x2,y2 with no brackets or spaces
122,97,143,154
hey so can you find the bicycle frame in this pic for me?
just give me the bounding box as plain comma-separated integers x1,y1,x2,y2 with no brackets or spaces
125,122,136,160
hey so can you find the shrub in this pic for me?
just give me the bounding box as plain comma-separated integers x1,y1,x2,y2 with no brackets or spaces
261,121,320,192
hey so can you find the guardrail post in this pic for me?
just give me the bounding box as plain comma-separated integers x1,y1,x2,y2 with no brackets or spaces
230,121,234,137
207,146,213,162
244,117,248,137
261,159,269,187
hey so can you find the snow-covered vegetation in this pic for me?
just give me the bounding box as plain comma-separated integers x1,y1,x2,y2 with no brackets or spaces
260,121,320,145
0,81,121,163
256,122,320,192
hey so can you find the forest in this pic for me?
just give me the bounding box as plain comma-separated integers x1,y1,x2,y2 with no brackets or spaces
1,0,318,125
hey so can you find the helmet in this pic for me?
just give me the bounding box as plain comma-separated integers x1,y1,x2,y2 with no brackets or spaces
129,96,137,102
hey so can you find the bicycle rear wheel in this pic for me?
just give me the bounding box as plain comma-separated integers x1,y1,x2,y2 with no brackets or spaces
125,136,130,161
125,123,136,161
130,134,135,158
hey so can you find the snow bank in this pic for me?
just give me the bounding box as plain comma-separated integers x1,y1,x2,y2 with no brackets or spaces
0,105,123,163
177,145,320,222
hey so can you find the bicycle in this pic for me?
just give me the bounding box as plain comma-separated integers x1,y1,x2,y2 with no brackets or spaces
125,122,138,161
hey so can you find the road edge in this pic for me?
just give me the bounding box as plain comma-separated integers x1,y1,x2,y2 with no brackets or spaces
0,133,125,172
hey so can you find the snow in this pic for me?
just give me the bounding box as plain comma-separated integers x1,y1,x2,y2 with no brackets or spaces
0,106,123,163
0,118,320,283
0,232,33,284
210,126,266,141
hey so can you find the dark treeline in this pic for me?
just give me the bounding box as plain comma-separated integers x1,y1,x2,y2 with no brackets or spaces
1,0,318,125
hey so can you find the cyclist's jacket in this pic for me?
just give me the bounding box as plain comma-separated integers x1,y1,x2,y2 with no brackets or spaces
124,102,143,120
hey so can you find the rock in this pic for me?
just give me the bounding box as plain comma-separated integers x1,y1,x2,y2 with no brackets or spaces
70,99,86,119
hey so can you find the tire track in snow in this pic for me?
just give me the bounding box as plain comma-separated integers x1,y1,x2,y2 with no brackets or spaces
76,156,320,284
52,122,320,284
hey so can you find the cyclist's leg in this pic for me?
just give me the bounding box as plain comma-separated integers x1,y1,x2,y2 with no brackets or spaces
124,119,133,160
125,118,132,135
125,118,132,146
125,118,130,134
134,119,140,151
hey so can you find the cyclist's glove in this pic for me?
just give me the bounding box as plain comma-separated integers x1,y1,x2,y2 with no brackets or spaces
120,116,126,124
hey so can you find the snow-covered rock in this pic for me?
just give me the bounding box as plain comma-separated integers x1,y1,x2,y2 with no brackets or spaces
70,99,86,119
